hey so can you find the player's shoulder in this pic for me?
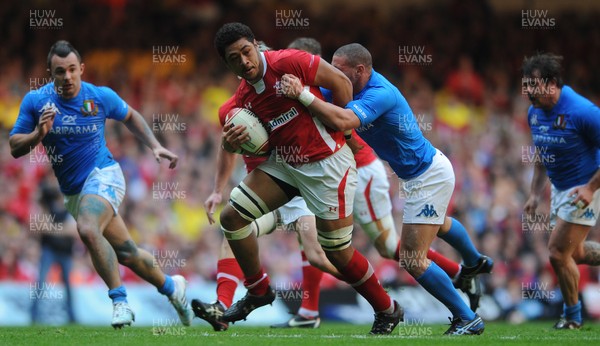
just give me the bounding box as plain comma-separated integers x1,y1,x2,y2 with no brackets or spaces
265,49,316,70
562,86,600,118
84,82,117,97
22,85,53,109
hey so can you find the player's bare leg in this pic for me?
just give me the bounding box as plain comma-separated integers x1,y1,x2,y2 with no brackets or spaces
548,217,592,329
102,214,193,326
104,215,163,285
401,223,484,335
577,241,600,265
76,194,133,328
77,195,121,287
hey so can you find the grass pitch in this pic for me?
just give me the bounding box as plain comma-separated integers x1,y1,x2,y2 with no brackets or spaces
1,321,598,346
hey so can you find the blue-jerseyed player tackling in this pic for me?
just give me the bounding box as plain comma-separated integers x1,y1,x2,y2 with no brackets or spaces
280,43,492,335
9,40,193,328
522,53,600,329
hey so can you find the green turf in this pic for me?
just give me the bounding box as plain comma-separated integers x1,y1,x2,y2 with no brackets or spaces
0,322,598,346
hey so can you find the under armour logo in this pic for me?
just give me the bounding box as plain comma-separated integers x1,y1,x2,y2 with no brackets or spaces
416,204,438,218
328,206,338,212
245,102,252,109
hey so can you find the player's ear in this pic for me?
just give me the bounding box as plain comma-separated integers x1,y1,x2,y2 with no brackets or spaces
80,62,85,75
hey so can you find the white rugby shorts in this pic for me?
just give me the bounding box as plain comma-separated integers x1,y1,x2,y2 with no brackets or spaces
64,163,126,219
400,149,453,225
258,144,357,220
354,158,392,225
550,185,600,227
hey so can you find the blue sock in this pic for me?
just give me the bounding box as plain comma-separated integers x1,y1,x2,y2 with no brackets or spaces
108,285,128,304
564,302,582,324
158,275,175,297
416,262,475,321
439,218,481,267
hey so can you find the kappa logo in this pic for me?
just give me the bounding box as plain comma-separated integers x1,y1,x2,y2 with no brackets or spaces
530,114,539,126
581,208,596,220
39,101,61,115
416,204,438,218
102,186,117,201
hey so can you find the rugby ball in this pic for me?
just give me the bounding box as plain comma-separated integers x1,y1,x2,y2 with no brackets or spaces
225,107,270,155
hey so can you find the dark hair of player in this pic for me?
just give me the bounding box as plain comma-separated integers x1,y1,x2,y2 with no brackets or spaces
522,53,564,88
333,43,372,70
47,40,82,69
287,37,322,56
214,22,255,60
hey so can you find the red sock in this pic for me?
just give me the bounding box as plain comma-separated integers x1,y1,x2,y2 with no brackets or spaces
216,258,244,308
339,249,392,312
299,251,323,313
426,248,460,278
244,268,270,296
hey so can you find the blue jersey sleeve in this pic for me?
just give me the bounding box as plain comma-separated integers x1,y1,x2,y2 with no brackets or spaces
320,87,333,103
99,86,129,121
573,103,600,149
345,86,395,126
10,92,37,136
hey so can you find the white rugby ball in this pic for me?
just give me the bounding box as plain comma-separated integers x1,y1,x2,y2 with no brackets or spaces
225,107,270,155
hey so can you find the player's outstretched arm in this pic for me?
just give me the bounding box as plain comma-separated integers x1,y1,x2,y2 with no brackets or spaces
281,73,359,132
122,107,178,169
205,144,237,224
9,109,56,158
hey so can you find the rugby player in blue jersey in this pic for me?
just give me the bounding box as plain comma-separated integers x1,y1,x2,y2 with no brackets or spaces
522,53,600,329
280,43,491,335
9,41,193,328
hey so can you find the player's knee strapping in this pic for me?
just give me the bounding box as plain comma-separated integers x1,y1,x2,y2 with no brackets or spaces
317,226,353,251
251,210,278,237
362,214,397,258
229,182,270,222
221,224,253,240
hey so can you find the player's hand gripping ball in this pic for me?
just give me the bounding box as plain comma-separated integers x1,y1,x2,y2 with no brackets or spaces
225,108,270,155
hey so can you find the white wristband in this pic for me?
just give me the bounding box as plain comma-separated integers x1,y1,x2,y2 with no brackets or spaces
298,89,315,107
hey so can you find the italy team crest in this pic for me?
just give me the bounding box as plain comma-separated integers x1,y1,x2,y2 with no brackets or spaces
81,99,98,116
553,114,566,129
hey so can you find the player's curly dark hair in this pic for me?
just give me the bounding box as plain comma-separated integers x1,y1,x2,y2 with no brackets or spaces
47,40,82,69
522,53,564,88
214,22,255,60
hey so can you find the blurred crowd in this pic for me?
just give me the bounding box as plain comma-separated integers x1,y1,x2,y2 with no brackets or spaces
1,0,600,322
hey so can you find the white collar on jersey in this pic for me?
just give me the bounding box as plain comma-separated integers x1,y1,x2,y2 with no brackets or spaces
250,52,268,94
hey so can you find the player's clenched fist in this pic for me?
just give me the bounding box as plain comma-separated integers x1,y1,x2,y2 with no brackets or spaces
280,74,304,99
